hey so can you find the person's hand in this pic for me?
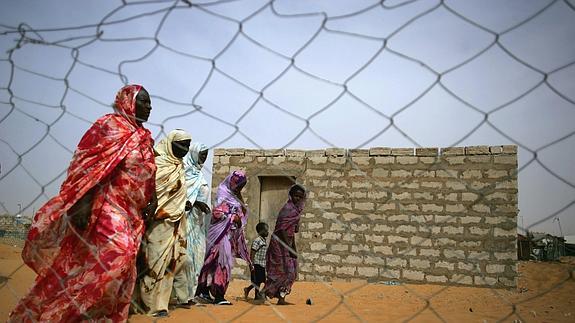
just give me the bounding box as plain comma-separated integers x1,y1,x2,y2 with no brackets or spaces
232,214,242,226
185,200,193,212
142,194,158,221
67,190,94,231
194,201,211,214
249,264,254,272
198,212,204,227
69,208,90,231
290,243,298,259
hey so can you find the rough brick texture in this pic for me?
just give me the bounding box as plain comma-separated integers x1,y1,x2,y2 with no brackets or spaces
212,146,518,288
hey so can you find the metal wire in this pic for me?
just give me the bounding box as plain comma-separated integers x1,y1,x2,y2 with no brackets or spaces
1,0,574,321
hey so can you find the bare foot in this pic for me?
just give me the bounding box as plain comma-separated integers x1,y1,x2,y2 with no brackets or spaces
253,298,265,305
243,287,250,299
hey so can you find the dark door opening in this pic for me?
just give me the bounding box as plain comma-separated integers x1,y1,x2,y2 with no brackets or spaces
257,176,296,232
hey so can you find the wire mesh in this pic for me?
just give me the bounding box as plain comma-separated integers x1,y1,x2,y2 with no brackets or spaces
0,0,574,322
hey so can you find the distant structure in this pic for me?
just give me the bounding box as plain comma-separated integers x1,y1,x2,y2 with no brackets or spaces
518,232,569,261
0,214,31,246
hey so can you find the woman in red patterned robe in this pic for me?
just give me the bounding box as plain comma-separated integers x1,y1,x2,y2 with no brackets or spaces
9,84,157,322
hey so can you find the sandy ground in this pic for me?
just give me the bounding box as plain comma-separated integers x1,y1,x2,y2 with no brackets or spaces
1,243,574,322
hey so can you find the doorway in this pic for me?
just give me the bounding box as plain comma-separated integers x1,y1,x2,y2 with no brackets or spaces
254,176,296,237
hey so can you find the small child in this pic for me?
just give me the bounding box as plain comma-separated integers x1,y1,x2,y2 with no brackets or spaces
244,222,269,301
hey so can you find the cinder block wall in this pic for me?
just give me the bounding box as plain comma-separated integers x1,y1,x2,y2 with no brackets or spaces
211,146,518,288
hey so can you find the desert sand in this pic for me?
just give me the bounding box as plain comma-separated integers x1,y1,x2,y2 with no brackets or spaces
1,243,573,322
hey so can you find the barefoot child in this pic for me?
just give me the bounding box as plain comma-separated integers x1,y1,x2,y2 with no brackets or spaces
244,222,269,301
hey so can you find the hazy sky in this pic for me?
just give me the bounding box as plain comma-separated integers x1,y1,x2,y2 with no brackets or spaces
1,0,574,235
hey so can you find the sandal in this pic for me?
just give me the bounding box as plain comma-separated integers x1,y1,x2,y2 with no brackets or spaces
174,302,192,309
215,299,232,305
151,310,169,317
196,294,214,304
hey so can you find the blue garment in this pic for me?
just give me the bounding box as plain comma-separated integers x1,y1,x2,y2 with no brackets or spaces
183,142,210,298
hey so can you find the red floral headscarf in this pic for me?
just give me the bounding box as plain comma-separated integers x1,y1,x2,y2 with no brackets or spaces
23,84,155,276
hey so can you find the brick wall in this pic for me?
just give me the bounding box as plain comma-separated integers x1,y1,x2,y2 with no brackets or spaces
211,146,518,288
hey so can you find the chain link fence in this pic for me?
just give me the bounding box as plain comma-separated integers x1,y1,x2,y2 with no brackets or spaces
1,0,574,321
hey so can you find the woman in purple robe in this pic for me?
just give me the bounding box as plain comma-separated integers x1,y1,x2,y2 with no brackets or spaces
265,184,306,305
195,170,252,305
